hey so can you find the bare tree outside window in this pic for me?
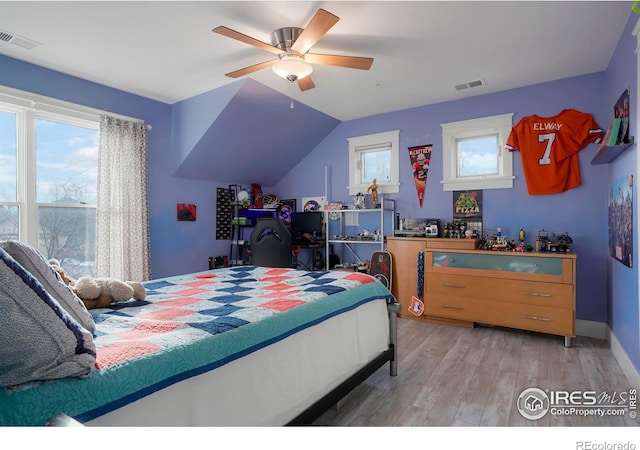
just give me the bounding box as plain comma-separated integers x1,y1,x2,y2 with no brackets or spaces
36,117,98,278
39,183,96,278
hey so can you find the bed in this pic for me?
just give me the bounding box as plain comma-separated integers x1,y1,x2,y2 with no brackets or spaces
0,261,399,426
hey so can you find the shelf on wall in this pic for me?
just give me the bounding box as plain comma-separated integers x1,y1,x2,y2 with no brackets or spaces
591,136,635,165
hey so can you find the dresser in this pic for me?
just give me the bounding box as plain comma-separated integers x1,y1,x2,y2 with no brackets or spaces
387,237,576,346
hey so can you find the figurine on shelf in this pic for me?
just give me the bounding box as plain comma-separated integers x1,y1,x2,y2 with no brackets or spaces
354,193,365,209
367,179,379,208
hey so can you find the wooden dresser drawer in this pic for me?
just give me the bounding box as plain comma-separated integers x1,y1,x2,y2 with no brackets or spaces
424,294,574,336
427,273,574,309
428,250,574,284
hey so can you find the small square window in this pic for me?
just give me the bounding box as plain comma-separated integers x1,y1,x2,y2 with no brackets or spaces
456,134,499,178
361,147,391,184
348,130,400,196
442,113,514,191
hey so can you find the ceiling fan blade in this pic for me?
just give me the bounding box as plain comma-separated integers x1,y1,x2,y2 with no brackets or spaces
213,26,283,55
305,53,374,70
291,9,339,55
297,76,316,91
225,59,278,78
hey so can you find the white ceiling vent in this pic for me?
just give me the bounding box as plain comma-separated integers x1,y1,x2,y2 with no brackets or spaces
0,29,42,50
454,79,487,91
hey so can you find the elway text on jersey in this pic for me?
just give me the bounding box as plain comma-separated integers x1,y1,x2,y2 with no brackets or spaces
532,122,563,131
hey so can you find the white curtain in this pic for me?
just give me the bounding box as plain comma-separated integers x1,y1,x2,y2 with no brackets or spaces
96,115,151,281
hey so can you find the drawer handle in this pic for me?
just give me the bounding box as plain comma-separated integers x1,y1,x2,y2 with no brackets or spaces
523,315,551,322
440,304,464,310
441,283,465,288
523,291,551,297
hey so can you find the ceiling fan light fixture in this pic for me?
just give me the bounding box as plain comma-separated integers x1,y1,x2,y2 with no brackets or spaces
272,54,313,82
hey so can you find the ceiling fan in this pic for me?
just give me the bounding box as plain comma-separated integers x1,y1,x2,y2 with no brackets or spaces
212,8,374,92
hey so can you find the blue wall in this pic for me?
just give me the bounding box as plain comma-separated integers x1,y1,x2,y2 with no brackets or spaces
1,10,638,374
277,72,610,324
605,13,639,372
0,55,232,278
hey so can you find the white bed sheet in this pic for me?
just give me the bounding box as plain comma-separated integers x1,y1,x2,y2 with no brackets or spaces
86,299,389,426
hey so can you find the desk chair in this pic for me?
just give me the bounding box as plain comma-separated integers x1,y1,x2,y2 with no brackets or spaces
248,218,295,268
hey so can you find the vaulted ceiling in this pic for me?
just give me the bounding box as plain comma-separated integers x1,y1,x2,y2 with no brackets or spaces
0,2,633,186
0,1,631,121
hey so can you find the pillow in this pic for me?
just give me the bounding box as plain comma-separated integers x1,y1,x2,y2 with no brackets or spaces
0,247,96,387
0,240,95,334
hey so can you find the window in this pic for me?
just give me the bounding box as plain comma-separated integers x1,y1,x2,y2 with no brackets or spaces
0,87,99,278
441,113,514,191
348,130,400,196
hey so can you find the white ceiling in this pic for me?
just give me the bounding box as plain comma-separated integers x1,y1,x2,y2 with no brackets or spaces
0,1,632,121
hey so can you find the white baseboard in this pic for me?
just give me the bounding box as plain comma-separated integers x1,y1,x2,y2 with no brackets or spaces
576,320,639,387
576,319,608,339
609,329,640,389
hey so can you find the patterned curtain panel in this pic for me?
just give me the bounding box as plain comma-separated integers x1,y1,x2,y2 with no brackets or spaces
96,115,151,281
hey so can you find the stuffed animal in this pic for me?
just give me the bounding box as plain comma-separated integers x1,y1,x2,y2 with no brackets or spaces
48,259,146,309
49,258,75,286
73,277,147,309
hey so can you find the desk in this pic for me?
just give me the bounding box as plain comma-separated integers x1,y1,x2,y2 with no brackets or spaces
293,242,325,270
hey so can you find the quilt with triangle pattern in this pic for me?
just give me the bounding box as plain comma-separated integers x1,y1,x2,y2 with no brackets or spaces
1,266,393,425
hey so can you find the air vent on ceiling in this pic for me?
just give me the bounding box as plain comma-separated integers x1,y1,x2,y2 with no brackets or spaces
454,79,487,91
0,29,41,50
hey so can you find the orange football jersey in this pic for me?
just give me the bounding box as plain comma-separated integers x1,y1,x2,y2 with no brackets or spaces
506,109,603,195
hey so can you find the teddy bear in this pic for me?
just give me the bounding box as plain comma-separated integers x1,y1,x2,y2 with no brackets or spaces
49,258,74,286
48,259,146,309
73,276,147,309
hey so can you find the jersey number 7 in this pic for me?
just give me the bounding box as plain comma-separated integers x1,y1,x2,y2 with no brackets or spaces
537,132,556,166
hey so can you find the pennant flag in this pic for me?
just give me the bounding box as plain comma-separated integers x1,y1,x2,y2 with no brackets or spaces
408,145,432,207
409,296,424,316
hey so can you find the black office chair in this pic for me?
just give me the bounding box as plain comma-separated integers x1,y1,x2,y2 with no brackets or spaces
248,218,295,268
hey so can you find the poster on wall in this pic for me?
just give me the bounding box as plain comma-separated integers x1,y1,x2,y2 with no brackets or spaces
216,188,232,239
177,203,197,221
301,196,326,212
453,190,483,238
277,199,296,229
608,175,633,268
453,190,483,218
408,144,432,207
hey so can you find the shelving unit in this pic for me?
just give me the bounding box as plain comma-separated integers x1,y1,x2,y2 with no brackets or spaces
228,184,276,266
591,136,635,165
324,197,395,270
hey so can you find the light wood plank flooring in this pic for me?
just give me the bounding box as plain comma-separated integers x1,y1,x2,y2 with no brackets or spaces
314,318,638,426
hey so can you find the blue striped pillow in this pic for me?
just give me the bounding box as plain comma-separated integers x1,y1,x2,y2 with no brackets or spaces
0,240,95,334
0,247,96,387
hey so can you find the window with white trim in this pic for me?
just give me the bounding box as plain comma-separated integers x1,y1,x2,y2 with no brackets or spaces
0,87,99,278
441,113,514,191
348,130,400,196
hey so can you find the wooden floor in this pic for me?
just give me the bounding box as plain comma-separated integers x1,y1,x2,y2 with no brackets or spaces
314,318,637,426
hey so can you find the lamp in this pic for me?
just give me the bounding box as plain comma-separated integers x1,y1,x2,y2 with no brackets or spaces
272,54,313,82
